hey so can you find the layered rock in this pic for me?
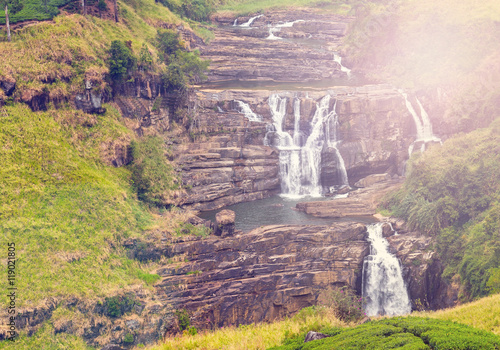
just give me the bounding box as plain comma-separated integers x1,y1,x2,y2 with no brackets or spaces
295,178,404,218
202,10,353,83
156,222,370,331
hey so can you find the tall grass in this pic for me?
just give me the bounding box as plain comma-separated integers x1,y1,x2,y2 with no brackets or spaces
148,307,346,350
416,293,500,335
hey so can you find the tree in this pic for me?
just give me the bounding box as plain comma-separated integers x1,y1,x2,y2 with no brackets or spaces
97,0,107,18
156,29,182,61
113,0,118,22
107,40,136,84
1,0,22,42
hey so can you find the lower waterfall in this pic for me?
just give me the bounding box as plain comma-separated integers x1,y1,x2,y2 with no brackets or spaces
362,223,411,317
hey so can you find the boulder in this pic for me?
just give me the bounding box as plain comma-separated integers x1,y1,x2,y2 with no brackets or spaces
304,331,329,342
215,209,236,237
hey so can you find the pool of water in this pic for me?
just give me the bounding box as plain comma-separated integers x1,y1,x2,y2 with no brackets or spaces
198,195,378,232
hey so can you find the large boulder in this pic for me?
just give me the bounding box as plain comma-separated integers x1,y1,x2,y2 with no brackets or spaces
215,209,236,237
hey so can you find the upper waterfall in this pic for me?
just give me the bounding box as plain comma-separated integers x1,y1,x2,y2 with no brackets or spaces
362,223,411,317
264,94,349,198
399,90,441,155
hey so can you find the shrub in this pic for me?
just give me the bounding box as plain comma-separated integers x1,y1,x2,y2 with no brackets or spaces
175,309,190,331
104,295,135,318
317,286,365,323
129,136,180,207
156,29,183,61
108,40,137,84
123,333,134,343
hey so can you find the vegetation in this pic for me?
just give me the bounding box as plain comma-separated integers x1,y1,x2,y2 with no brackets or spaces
108,39,137,84
175,309,191,331
156,306,346,350
159,0,214,22
317,286,366,323
382,118,500,300
130,136,180,207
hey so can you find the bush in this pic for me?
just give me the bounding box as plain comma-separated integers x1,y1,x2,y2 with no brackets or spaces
108,40,137,84
123,333,134,343
156,29,183,61
175,309,190,331
317,286,365,323
158,0,213,22
104,295,135,318
272,317,500,350
129,136,180,207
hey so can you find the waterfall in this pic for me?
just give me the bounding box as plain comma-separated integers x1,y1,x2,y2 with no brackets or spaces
362,223,411,317
238,14,263,28
399,90,441,155
333,53,352,77
265,94,349,198
235,100,263,122
233,19,238,26
266,20,305,40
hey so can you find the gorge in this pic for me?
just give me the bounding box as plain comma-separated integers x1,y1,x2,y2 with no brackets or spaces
3,1,500,349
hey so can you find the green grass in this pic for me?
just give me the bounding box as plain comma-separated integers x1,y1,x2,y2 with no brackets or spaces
216,0,353,17
0,104,158,306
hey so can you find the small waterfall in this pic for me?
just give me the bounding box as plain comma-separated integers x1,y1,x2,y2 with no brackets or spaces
238,14,263,28
333,53,352,77
399,90,441,155
362,223,411,317
233,19,238,26
235,100,262,122
265,94,349,198
266,20,305,40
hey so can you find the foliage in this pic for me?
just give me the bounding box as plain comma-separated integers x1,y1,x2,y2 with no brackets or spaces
271,317,500,350
129,136,180,207
171,49,210,83
158,0,214,22
317,286,366,323
97,0,107,12
124,333,135,343
108,40,137,83
382,118,500,299
175,309,191,331
158,305,345,350
156,28,183,60
138,43,154,72
415,293,500,336
104,294,136,317
0,0,62,25
137,271,161,285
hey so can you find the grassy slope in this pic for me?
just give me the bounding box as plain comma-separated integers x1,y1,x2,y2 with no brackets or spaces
0,1,202,349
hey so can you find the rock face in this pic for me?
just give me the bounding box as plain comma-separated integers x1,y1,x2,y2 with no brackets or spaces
384,222,459,311
296,179,403,218
215,209,236,237
156,222,370,331
203,10,352,83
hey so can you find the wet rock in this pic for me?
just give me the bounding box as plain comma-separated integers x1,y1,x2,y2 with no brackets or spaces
304,331,329,342
215,209,236,237
354,173,392,188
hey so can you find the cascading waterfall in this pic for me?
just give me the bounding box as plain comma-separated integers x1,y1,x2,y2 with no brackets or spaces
266,20,305,40
333,53,352,77
265,94,349,198
237,14,263,28
398,90,441,155
235,100,263,122
362,223,411,317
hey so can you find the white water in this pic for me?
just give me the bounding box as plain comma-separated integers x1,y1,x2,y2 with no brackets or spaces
362,223,411,317
265,94,349,198
237,14,263,28
233,19,238,26
235,100,263,122
333,53,352,77
399,90,441,155
266,20,305,40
